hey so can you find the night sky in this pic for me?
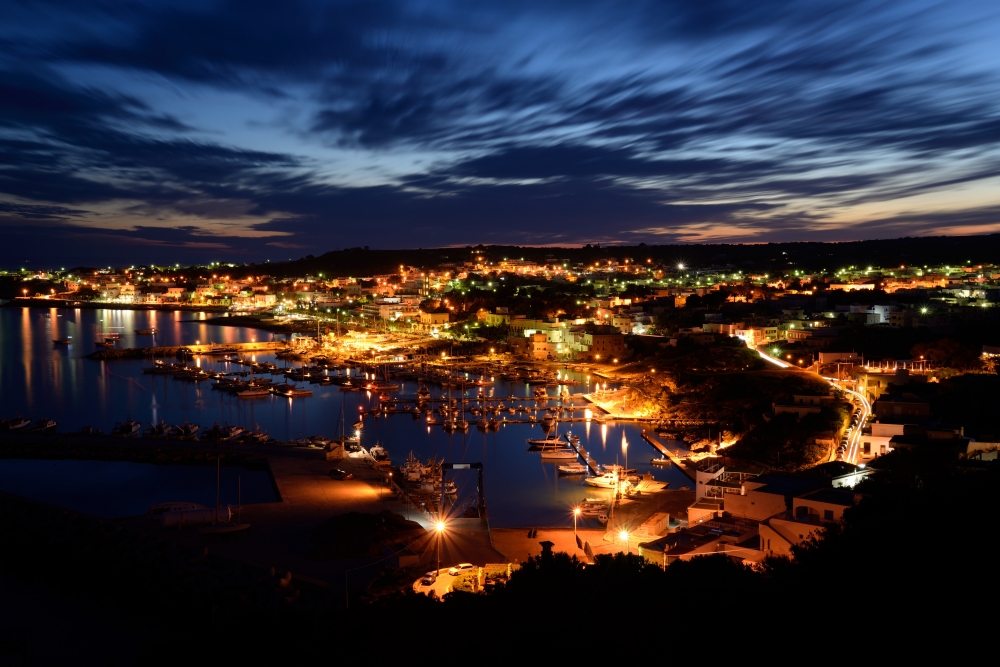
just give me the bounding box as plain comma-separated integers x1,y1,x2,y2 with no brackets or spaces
2,0,999,267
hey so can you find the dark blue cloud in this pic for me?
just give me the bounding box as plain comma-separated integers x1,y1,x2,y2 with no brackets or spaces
0,0,998,266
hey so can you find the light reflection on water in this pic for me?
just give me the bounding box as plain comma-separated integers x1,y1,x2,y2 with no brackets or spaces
0,307,693,526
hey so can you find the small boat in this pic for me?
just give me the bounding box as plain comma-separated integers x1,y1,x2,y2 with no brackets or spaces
270,384,313,397
237,387,271,398
135,328,157,335
558,463,588,475
144,420,170,438
540,449,577,460
112,417,142,437
563,431,580,444
455,418,470,432
53,337,73,344
526,436,564,449
29,418,57,432
584,472,620,489
3,417,32,431
651,457,671,466
176,421,200,439
370,443,390,462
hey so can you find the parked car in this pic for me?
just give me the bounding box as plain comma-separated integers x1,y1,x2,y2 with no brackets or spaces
328,469,354,480
420,571,438,586
448,563,475,576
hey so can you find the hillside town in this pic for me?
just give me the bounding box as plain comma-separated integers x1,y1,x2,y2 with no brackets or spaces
2,243,998,647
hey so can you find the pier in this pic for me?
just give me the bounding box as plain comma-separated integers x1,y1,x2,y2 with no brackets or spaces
640,430,697,481
562,433,601,474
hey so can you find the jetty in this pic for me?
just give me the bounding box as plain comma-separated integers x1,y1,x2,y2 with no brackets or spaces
562,433,601,474
640,430,697,481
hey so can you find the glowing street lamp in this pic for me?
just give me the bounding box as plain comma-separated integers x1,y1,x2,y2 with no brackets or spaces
573,507,581,538
619,529,630,554
435,520,446,575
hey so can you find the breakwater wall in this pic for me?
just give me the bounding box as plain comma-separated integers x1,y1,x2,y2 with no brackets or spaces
88,341,287,360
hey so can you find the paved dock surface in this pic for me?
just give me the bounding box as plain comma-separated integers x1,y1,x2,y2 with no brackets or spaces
114,447,503,594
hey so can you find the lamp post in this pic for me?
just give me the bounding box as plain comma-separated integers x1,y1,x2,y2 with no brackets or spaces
435,520,446,576
573,507,581,538
620,529,630,554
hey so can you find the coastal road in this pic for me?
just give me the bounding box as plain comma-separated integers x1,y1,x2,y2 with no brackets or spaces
757,349,871,464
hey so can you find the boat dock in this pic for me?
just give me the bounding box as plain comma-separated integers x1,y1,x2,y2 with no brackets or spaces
563,434,601,474
640,430,697,481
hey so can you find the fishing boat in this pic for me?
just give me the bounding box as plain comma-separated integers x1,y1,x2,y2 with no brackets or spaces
540,449,577,460
112,417,142,437
369,443,390,463
244,425,270,443
144,420,170,438
2,417,31,431
29,418,57,432
176,421,200,439
558,463,588,475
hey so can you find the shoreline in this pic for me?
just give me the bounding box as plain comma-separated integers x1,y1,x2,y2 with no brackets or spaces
2,298,228,313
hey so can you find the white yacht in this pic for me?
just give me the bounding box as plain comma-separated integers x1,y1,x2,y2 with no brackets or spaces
584,472,620,489
557,463,588,475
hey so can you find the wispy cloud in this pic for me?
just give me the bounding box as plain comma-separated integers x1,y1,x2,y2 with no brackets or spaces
0,0,998,264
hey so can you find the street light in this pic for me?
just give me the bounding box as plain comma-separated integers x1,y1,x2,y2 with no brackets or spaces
573,507,581,538
619,529,630,554
435,520,446,576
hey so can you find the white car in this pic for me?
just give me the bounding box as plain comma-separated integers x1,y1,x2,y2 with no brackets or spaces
448,563,475,576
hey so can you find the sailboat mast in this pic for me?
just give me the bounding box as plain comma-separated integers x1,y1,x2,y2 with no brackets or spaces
215,454,221,525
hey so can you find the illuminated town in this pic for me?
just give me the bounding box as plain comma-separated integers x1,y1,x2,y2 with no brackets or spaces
2,0,998,657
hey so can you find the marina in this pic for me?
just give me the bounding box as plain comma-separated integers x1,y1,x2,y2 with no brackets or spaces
0,306,696,528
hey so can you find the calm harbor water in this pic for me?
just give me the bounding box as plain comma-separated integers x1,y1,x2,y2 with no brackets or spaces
0,306,692,526
0,459,277,519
